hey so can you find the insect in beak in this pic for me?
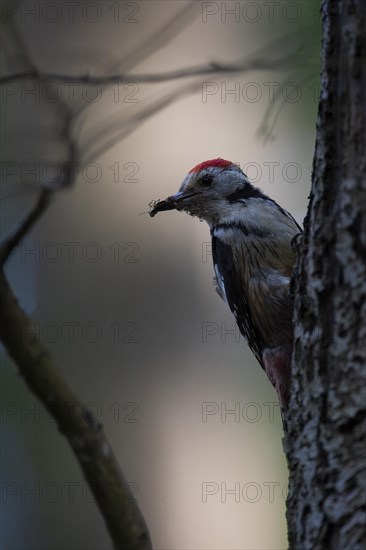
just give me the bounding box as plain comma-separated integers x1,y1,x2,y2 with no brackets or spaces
149,191,200,217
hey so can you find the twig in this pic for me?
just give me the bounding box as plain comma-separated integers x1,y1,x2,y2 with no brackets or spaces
82,80,202,163
0,54,300,86
0,191,152,550
0,188,52,267
0,273,152,550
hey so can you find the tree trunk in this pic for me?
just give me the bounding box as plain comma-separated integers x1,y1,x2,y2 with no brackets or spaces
285,1,366,549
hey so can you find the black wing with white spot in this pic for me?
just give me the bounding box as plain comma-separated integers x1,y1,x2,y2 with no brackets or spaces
211,233,265,367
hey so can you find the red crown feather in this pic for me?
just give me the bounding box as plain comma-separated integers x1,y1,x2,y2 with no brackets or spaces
189,158,234,173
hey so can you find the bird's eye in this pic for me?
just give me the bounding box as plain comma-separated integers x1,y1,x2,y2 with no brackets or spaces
201,174,213,186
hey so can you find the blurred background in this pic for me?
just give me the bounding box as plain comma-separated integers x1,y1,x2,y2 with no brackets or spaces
1,1,320,548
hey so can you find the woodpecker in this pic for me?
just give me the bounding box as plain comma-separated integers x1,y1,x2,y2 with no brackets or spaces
149,159,302,406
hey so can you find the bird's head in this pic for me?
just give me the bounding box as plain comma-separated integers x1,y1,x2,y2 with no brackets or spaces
149,158,265,226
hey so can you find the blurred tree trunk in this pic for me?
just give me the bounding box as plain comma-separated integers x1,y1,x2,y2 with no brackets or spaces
285,1,366,549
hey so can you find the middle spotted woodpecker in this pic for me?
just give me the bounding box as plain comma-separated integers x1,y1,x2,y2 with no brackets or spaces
150,159,302,406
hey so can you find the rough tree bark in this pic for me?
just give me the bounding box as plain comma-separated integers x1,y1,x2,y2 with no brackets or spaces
285,1,366,549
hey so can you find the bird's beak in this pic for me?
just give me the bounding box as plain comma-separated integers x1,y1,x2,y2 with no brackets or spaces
149,191,199,217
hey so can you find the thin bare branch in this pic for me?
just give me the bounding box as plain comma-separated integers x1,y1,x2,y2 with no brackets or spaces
0,52,302,86
70,1,199,125
0,25,316,87
0,188,52,267
0,189,152,549
0,270,152,550
82,80,202,163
